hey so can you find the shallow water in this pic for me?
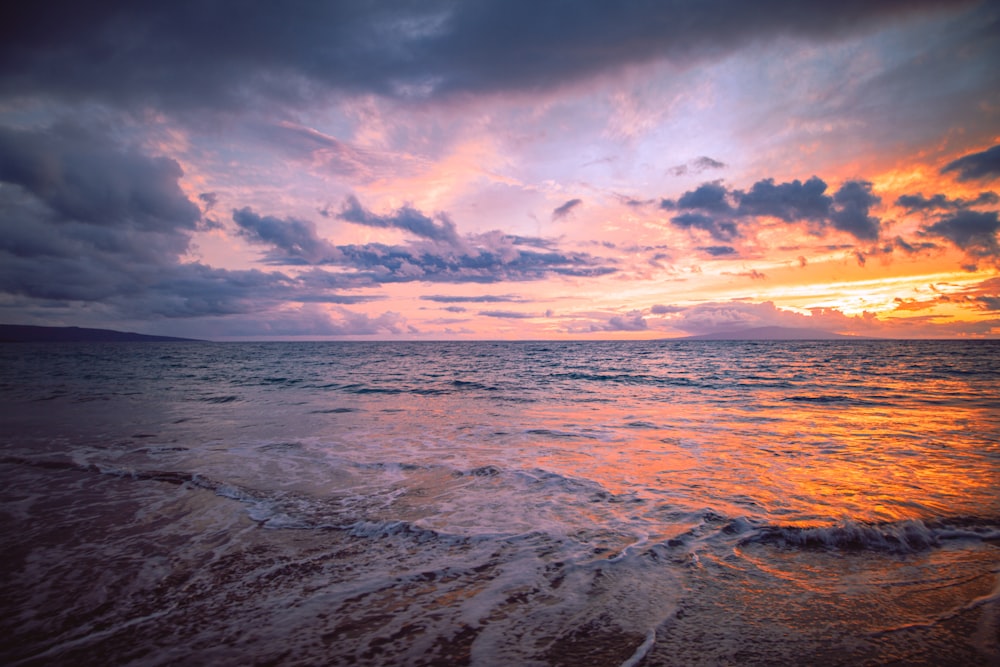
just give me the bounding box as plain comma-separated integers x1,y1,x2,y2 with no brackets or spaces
1,340,998,665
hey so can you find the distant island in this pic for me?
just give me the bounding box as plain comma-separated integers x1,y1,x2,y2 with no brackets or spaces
679,326,871,341
0,324,200,343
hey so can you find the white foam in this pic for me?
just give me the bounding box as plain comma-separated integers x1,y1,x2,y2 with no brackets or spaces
620,629,656,667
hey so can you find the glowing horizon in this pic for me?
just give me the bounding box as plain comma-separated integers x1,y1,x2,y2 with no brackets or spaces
1,1,998,340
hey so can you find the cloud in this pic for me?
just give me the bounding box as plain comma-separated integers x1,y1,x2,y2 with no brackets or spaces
671,213,739,242
479,310,535,319
199,192,219,210
941,144,1000,182
896,191,999,211
0,123,200,235
255,121,387,179
674,182,733,213
699,245,738,256
421,294,524,303
228,200,617,287
321,307,404,336
122,263,298,318
829,180,881,240
571,311,648,332
650,304,684,315
692,156,726,171
286,199,615,283
0,123,389,323
668,156,727,176
338,195,461,245
233,207,341,264
603,313,648,331
892,235,939,254
920,210,1000,259
892,297,939,312
885,278,1000,322
957,277,1000,312
666,300,867,336
722,269,767,280
0,1,964,111
163,305,406,339
0,122,204,307
552,198,582,220
736,176,830,222
667,175,882,241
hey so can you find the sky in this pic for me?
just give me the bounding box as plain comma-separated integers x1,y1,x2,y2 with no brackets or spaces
1,1,999,340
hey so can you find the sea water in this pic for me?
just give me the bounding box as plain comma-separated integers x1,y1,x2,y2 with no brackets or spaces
1,340,998,666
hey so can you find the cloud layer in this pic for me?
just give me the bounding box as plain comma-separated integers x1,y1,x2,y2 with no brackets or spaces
1,2,998,338
1,1,966,110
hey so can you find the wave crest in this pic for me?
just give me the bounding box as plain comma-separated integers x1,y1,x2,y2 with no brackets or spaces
745,517,1000,553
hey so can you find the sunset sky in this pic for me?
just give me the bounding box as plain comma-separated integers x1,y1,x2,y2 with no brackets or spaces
1,1,999,339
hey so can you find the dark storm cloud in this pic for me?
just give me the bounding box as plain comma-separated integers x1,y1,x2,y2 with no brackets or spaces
128,264,298,318
674,182,733,213
338,195,460,245
0,123,201,234
233,207,341,264
0,122,380,320
665,182,738,241
0,122,203,306
736,177,830,222
552,198,582,221
941,144,1000,182
0,1,964,110
666,176,882,241
0,199,305,317
896,191,999,211
829,181,881,240
920,210,1000,259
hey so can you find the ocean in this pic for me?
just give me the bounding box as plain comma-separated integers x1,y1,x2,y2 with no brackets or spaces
1,340,998,666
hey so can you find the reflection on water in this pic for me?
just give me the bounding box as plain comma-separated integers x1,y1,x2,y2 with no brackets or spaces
1,340,998,665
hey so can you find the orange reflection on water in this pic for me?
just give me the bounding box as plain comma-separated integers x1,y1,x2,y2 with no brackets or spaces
514,371,999,530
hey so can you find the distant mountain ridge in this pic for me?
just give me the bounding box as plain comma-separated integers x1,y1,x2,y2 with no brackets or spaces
0,324,199,343
680,326,868,341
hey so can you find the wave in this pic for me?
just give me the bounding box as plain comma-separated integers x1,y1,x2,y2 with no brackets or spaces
7,453,998,558
197,394,240,403
0,453,494,542
550,371,702,388
638,509,1000,558
525,428,600,440
740,516,1000,553
781,394,878,405
449,379,499,392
